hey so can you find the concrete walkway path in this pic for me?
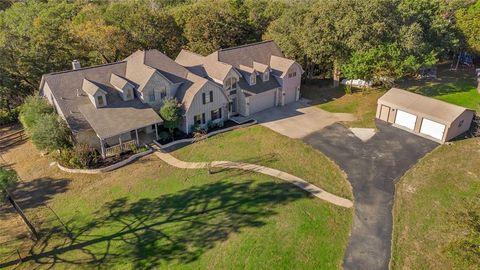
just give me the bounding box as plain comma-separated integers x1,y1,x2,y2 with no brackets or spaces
152,145,353,208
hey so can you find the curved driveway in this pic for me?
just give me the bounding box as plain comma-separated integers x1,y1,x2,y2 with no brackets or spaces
303,121,437,270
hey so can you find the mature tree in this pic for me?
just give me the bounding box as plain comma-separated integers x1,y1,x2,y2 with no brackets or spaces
398,0,462,62
0,0,81,92
342,43,422,87
0,167,38,239
181,0,253,55
19,95,54,132
159,98,182,139
456,1,480,54
29,113,71,152
264,4,311,76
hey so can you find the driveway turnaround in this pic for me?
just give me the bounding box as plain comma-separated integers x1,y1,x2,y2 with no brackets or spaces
152,144,353,208
253,99,356,138
303,120,438,270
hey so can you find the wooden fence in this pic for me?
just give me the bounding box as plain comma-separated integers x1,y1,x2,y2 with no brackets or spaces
0,129,25,150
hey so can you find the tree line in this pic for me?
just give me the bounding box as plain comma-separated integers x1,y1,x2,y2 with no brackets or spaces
0,0,479,120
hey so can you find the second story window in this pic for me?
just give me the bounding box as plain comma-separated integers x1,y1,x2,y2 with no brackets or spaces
97,95,105,106
225,77,237,91
263,71,269,82
126,89,133,99
148,90,155,102
288,71,297,78
250,74,256,85
202,91,213,104
159,86,167,99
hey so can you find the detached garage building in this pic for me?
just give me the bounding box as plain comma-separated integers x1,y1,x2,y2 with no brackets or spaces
376,88,474,143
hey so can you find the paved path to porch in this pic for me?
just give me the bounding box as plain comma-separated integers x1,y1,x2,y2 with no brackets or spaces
152,144,353,208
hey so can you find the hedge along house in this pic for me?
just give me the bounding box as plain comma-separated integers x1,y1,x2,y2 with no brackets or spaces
40,49,228,158
376,88,475,143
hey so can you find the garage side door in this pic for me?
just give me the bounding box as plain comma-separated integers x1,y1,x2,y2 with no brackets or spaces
249,90,276,114
420,118,445,140
394,110,417,130
284,87,297,104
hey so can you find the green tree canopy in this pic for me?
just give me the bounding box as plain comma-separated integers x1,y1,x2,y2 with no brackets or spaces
29,113,71,152
159,98,182,138
456,1,480,54
19,95,54,132
0,167,17,200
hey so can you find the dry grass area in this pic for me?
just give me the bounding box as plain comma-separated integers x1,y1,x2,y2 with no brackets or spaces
0,128,353,269
392,138,480,270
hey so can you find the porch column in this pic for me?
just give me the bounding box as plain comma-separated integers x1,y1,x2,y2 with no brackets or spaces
100,139,106,158
155,123,159,141
118,135,123,151
135,129,139,146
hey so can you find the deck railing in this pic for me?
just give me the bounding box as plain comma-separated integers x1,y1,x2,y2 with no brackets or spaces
105,140,137,157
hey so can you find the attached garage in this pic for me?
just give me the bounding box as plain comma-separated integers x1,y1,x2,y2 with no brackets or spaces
248,89,277,114
376,88,475,143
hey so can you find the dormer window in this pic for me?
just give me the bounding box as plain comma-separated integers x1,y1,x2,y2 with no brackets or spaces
263,71,269,82
250,74,256,85
125,89,133,99
97,95,105,107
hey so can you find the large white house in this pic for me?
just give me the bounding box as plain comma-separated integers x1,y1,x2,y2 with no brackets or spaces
39,41,303,157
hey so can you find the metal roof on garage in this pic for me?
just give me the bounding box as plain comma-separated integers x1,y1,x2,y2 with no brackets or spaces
378,88,473,125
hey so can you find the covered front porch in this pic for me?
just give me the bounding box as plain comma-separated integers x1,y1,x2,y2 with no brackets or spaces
100,124,161,158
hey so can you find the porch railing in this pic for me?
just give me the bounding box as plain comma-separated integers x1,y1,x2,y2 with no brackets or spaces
105,140,137,157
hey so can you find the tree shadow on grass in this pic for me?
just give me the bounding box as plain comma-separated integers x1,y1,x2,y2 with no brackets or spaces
0,178,70,219
0,179,309,269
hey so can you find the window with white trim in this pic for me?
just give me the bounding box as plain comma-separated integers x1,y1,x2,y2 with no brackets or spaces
250,74,256,85
159,86,167,99
263,71,269,81
148,90,156,102
211,108,222,121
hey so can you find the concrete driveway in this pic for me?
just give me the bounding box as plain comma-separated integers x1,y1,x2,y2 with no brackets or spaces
252,99,355,138
303,120,438,270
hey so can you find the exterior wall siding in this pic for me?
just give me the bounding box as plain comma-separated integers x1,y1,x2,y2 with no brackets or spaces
281,63,302,104
182,82,229,133
140,72,172,106
238,90,249,116
445,110,475,141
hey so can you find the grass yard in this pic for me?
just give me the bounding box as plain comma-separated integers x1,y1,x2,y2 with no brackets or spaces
0,126,353,270
392,138,480,270
301,82,384,128
173,125,352,198
398,64,480,112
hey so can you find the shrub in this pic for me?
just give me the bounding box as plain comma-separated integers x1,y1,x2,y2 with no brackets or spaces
158,131,170,141
30,114,71,152
207,121,216,130
55,144,99,169
217,120,224,128
19,96,54,132
0,107,20,126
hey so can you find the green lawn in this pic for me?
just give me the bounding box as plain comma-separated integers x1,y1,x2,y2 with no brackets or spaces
398,65,480,112
392,138,480,270
0,127,353,270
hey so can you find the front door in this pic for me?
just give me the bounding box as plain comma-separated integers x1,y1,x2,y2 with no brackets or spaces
229,98,237,114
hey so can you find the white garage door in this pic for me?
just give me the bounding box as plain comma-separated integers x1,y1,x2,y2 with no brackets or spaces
395,110,417,130
249,90,276,114
420,118,445,140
